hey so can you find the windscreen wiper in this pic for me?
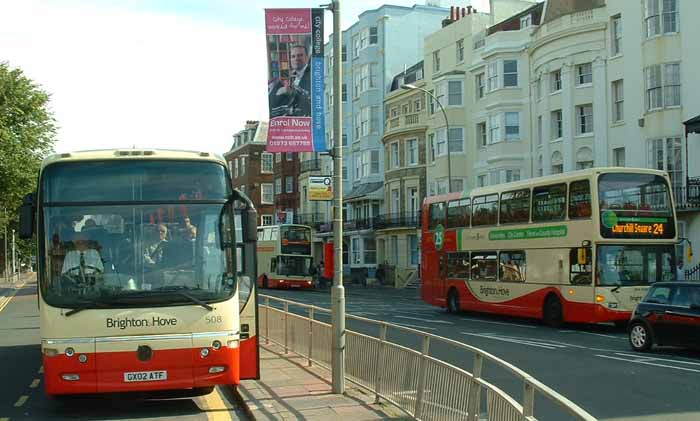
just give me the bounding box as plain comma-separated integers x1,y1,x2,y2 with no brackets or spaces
65,300,111,317
152,286,214,311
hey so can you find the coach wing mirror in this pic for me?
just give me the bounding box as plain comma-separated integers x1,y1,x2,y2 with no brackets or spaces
231,188,258,243
18,192,36,239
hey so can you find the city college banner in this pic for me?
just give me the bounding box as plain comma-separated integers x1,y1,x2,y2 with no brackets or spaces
265,8,325,152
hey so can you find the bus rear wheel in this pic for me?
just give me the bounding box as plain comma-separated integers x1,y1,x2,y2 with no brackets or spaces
447,289,460,314
543,295,563,328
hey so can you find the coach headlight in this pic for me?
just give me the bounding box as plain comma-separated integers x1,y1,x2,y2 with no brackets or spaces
200,348,210,358
65,347,75,357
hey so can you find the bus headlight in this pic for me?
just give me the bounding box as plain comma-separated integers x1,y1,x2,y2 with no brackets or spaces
200,348,210,358
212,340,222,350
208,366,226,374
65,347,75,357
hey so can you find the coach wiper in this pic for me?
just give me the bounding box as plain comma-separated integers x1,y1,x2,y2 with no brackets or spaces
64,299,112,317
153,286,214,311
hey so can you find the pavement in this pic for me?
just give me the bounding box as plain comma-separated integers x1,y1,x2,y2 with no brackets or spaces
232,342,408,421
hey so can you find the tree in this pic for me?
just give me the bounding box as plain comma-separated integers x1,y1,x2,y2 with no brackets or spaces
0,61,57,273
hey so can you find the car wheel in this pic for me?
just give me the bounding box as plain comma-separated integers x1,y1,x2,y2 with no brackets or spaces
629,322,653,352
446,289,460,314
543,295,563,328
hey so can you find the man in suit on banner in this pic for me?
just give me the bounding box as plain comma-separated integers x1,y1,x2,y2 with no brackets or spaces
269,44,312,118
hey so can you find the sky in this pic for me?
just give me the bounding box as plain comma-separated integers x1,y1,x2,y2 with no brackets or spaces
0,0,488,155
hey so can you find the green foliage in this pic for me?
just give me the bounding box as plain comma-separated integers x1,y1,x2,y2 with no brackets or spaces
0,61,57,268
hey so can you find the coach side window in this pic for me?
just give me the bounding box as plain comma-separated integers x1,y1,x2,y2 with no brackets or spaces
532,183,567,222
448,252,470,278
429,202,446,230
471,251,498,281
499,251,526,282
500,189,530,224
472,194,499,226
447,198,470,228
569,180,592,219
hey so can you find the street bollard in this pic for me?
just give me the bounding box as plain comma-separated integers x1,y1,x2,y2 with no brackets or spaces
523,379,535,419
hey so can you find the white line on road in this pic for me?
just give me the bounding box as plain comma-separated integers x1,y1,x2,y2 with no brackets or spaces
394,322,437,331
612,352,700,367
460,317,537,329
394,315,453,325
596,354,700,373
559,330,623,339
14,395,28,407
462,332,560,350
29,379,40,389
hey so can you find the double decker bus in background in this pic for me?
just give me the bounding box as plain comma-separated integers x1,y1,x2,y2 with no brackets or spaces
256,224,314,289
19,149,260,397
421,168,678,327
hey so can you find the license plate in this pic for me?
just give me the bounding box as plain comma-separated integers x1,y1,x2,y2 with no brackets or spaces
124,370,167,382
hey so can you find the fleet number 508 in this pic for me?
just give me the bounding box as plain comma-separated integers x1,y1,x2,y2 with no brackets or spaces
206,315,223,324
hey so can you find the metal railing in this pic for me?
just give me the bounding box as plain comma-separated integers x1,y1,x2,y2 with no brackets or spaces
260,295,596,421
686,263,700,281
299,159,322,173
374,211,422,229
673,179,700,210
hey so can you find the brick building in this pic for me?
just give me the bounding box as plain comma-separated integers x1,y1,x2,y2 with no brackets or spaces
273,152,300,224
224,121,275,226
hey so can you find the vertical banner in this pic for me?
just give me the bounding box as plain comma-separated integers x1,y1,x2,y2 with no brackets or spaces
265,8,325,153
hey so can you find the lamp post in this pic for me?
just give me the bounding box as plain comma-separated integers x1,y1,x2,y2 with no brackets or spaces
401,84,452,192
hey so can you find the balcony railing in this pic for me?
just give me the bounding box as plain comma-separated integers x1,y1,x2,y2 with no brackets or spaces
299,159,322,173
673,178,700,210
293,213,325,230
374,212,422,230
384,112,423,133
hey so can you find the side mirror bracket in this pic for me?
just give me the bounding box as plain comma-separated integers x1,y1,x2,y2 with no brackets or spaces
19,192,36,239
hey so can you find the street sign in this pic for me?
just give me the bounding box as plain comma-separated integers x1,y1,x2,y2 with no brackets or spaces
309,176,333,201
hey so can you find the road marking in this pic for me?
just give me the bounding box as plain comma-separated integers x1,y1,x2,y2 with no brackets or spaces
612,352,700,367
14,395,29,407
1,417,9,421
29,379,40,388
462,332,561,350
596,354,700,373
393,322,437,331
0,280,29,313
460,317,537,329
38,366,44,374
201,386,234,421
394,315,453,325
559,330,621,339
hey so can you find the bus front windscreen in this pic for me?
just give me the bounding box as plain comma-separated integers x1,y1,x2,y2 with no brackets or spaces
280,226,311,255
597,244,675,286
40,161,236,309
276,256,312,277
598,173,675,239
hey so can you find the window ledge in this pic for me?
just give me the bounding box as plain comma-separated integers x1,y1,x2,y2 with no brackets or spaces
575,133,594,139
550,90,562,96
550,138,563,144
610,53,623,60
610,120,625,128
575,83,592,89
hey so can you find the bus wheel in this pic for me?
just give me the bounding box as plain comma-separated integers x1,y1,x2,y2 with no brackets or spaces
447,289,460,314
543,295,563,328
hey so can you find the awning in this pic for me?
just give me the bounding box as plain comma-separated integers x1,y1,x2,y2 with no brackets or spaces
684,115,700,134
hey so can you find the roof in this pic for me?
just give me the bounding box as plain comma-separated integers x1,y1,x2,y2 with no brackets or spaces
344,182,384,201
541,0,606,26
683,115,700,134
41,149,226,169
423,167,671,205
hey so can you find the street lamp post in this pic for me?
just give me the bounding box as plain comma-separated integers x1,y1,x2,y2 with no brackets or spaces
401,84,452,193
11,228,16,282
